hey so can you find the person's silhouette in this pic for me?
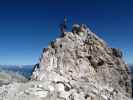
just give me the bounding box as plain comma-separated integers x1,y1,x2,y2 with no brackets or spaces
59,16,67,34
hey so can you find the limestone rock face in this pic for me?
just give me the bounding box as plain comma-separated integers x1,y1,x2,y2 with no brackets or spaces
32,26,132,100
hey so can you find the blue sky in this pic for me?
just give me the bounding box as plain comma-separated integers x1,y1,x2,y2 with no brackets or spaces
0,0,132,65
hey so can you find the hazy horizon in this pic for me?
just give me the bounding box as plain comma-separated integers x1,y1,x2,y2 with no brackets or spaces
0,0,133,65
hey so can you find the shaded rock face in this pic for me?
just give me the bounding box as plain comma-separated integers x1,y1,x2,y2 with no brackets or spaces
32,26,132,100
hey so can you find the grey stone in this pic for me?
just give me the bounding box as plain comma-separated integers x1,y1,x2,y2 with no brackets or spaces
31,25,132,100
111,48,123,58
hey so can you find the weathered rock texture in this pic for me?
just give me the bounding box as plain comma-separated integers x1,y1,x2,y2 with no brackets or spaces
31,26,132,100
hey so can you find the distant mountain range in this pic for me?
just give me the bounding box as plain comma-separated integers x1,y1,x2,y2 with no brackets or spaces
0,65,34,79
129,65,133,74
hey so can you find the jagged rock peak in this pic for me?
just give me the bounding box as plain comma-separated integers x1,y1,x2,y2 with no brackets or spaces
32,24,132,100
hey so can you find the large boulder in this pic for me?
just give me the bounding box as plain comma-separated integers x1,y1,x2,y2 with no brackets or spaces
111,48,123,58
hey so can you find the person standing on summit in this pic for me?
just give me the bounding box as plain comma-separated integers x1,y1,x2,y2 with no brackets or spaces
59,16,68,34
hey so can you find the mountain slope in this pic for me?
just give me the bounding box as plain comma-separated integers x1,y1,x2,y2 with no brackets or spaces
31,25,132,100
0,25,132,100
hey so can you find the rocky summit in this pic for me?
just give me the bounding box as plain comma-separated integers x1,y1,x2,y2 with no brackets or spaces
0,24,132,100
31,24,132,100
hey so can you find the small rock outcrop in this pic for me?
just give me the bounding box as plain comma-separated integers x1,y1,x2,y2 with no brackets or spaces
31,24,132,100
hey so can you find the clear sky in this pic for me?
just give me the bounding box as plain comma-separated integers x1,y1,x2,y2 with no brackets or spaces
0,0,132,65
